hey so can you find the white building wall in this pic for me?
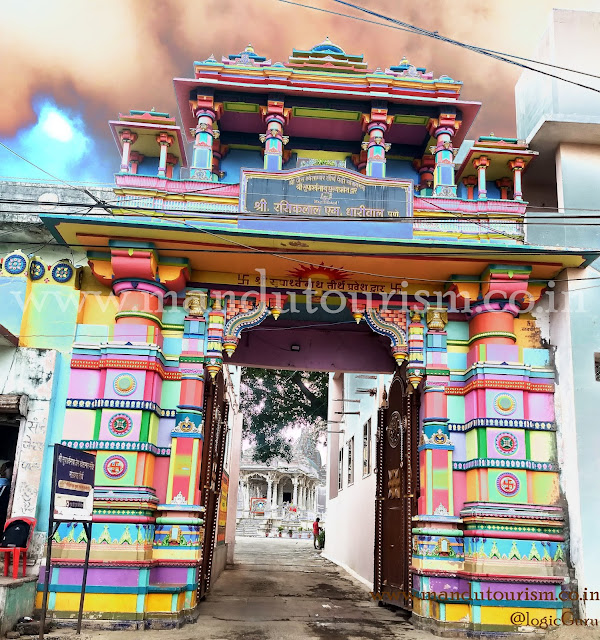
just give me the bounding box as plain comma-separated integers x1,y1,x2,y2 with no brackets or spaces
325,372,390,587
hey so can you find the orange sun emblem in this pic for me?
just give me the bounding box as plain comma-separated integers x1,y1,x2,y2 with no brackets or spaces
287,263,349,280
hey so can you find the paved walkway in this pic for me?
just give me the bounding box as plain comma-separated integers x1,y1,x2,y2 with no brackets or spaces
193,536,437,640
41,538,439,640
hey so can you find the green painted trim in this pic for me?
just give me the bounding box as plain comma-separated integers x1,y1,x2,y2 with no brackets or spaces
525,429,531,459
155,517,204,525
223,102,259,113
412,528,464,537
37,583,197,594
477,428,487,459
394,114,430,126
179,356,204,363
162,323,184,332
140,412,150,442
93,410,102,440
468,331,516,346
115,311,161,325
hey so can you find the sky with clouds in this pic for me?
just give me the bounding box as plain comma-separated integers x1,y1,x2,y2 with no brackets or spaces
1,0,599,183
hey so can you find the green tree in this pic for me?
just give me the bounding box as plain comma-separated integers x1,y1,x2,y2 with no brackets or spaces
240,368,328,463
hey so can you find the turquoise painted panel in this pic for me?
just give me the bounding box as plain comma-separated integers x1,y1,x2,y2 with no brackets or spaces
522,348,550,367
447,395,465,423
446,321,469,341
447,352,467,371
0,276,26,336
75,323,109,343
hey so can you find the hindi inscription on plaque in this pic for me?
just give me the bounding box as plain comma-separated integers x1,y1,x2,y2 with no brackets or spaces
240,167,412,219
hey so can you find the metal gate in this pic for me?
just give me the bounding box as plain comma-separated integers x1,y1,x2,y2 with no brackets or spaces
374,367,419,609
198,369,229,599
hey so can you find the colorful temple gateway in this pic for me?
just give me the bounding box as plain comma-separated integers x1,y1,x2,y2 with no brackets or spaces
0,39,595,635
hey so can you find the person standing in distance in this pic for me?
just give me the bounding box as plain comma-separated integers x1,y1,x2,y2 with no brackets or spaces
313,517,321,549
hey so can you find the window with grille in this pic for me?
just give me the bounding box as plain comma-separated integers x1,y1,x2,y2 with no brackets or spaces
338,449,343,490
595,354,600,381
347,437,354,486
363,418,372,477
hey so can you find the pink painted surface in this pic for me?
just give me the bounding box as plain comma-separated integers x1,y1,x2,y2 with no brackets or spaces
453,471,467,514
486,344,520,363
487,428,526,460
153,457,170,503
113,324,151,342
68,368,101,398
527,392,555,421
104,369,146,401
62,409,96,440
464,390,478,422
98,409,142,441
229,323,395,373
486,389,524,420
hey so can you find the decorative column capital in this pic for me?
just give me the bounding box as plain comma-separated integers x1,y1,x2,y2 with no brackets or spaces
426,308,448,332
508,157,526,171
473,155,490,169
156,133,174,147
184,290,208,317
119,129,138,145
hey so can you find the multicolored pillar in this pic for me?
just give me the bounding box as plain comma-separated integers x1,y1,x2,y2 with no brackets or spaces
417,308,454,517
361,105,392,178
259,99,290,171
119,130,137,173
428,111,460,197
413,155,436,196
495,177,513,200
156,133,174,178
473,156,490,200
462,175,478,200
509,157,526,200
189,91,223,182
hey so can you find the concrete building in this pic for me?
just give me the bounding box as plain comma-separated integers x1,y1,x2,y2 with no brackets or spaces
325,373,390,586
515,8,600,618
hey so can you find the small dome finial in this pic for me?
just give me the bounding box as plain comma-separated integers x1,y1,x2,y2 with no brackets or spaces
245,43,255,53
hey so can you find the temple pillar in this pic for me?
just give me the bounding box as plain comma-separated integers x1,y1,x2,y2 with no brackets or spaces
292,477,298,506
496,177,512,200
413,155,436,196
266,477,273,514
473,156,490,200
156,133,174,178
166,153,178,179
509,157,526,200
351,149,368,175
462,175,478,200
271,478,279,510
189,91,223,181
129,151,144,174
119,129,137,173
417,308,454,518
361,105,392,178
259,99,290,171
427,111,460,197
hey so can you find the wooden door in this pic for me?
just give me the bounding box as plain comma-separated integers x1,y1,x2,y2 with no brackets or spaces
198,369,229,599
374,367,419,609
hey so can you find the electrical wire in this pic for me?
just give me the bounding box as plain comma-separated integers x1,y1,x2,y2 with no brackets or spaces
278,0,600,97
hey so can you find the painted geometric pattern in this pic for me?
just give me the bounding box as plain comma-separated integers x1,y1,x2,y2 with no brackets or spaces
61,440,171,456
454,459,557,471
66,398,176,417
464,538,565,563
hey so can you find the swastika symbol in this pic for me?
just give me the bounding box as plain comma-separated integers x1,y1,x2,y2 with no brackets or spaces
103,455,127,480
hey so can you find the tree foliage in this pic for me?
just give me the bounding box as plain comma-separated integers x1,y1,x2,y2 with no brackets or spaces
240,368,328,464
